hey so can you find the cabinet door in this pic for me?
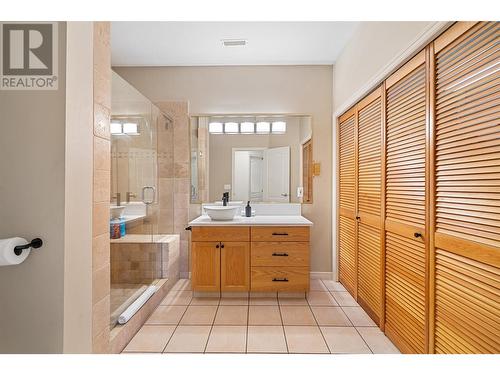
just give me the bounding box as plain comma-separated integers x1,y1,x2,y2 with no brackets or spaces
221,242,250,292
433,21,500,354
357,88,383,326
191,241,220,292
385,50,428,354
338,109,357,297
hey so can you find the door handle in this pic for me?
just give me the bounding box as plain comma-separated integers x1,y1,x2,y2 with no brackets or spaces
414,232,423,239
281,193,289,197
141,186,156,205
272,252,289,257
356,216,360,220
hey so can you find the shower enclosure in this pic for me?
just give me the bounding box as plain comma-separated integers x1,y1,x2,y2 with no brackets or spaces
109,72,174,327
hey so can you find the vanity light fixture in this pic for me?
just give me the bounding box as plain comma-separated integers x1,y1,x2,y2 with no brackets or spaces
224,122,239,134
208,122,223,133
240,122,255,133
256,121,271,134
271,121,287,133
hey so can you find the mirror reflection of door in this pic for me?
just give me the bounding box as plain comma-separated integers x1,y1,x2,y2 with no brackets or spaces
232,147,290,202
263,146,290,202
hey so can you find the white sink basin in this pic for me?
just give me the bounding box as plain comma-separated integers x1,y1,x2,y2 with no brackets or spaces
110,205,126,219
204,205,240,221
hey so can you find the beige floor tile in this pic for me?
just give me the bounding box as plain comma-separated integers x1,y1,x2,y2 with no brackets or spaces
342,306,377,327
179,305,218,325
205,326,247,353
307,291,339,306
320,327,371,354
331,291,359,307
160,290,192,306
123,325,175,353
284,326,329,354
357,327,400,354
248,305,282,325
171,279,192,291
311,306,352,326
214,305,248,325
278,291,306,298
309,279,329,291
280,306,316,326
190,296,220,306
278,296,308,306
163,325,211,353
321,280,347,292
146,305,187,325
220,297,249,305
249,296,278,305
247,326,287,353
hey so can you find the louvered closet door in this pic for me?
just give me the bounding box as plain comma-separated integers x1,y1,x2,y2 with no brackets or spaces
433,21,500,353
356,88,383,325
338,110,357,297
384,51,428,354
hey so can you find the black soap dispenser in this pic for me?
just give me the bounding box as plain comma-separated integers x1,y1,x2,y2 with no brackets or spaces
245,201,252,217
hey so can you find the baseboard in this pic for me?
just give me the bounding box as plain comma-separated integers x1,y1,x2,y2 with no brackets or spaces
180,271,191,279
310,272,333,280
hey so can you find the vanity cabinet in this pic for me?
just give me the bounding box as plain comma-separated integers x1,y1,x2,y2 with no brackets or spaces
191,226,250,292
250,226,310,292
190,225,310,293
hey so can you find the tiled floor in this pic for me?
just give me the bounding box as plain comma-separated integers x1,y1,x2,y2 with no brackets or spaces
122,278,400,354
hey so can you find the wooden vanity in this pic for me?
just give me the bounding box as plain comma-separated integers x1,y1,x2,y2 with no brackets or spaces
190,223,311,292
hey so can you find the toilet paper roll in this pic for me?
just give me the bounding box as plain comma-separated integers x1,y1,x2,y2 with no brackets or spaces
0,237,31,266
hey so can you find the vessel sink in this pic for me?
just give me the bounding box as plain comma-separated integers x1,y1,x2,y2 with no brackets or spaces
204,205,240,221
110,205,126,219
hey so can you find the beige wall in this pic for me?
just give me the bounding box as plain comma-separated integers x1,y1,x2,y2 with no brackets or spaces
63,21,94,354
334,22,444,114
114,65,333,273
0,22,67,353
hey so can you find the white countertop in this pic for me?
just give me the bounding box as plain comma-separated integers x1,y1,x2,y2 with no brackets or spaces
189,215,313,226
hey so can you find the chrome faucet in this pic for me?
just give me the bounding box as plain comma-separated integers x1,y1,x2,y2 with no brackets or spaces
112,192,121,206
222,192,229,206
126,191,137,203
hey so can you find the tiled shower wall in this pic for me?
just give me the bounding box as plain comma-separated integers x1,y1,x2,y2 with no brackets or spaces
92,22,111,353
156,102,190,277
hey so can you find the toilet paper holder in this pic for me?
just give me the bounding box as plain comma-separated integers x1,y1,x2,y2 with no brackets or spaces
14,238,43,256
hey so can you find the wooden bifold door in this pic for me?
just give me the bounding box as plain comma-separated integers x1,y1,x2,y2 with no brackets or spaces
337,21,500,354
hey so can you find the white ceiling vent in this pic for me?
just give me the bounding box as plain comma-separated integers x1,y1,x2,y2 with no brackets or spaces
221,39,247,47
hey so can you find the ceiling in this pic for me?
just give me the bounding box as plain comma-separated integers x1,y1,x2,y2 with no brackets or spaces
111,22,359,66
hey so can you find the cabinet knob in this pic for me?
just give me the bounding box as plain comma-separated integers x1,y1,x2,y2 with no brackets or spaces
356,216,360,220
220,243,225,249
414,232,422,239
216,244,220,248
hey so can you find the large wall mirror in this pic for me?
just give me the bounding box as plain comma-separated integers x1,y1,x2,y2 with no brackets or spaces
190,115,313,204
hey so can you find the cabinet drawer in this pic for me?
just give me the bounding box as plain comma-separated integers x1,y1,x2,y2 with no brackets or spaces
191,226,250,242
251,226,310,242
251,242,309,267
251,267,309,292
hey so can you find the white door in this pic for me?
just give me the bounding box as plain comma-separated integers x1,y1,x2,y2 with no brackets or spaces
263,146,290,202
249,155,263,201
